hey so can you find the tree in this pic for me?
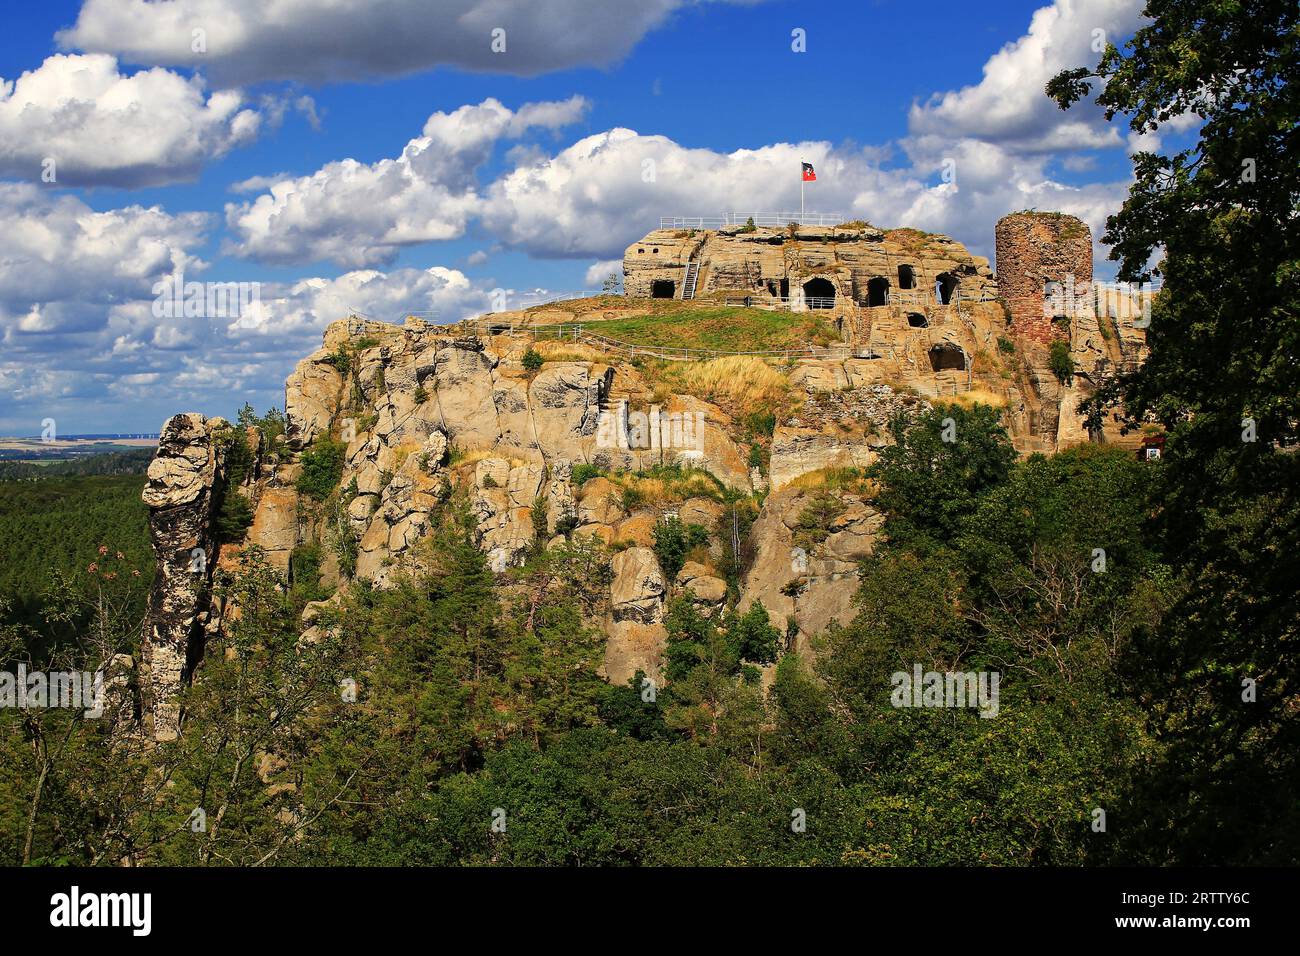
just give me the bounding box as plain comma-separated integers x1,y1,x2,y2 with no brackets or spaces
651,516,708,584
1048,340,1074,385
869,403,1015,547
213,490,254,543
728,601,781,666
295,437,346,501
1049,0,1300,863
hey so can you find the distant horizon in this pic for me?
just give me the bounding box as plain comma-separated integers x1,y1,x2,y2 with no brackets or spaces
0,434,160,444
0,0,1178,435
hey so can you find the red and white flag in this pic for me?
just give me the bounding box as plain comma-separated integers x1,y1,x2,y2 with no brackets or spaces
801,162,817,182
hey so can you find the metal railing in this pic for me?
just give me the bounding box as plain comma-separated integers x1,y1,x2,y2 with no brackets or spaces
858,288,1000,308
516,290,604,309
719,289,1002,312
659,211,847,230
723,295,843,312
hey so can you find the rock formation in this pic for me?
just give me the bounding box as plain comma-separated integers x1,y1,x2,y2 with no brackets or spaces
132,209,1152,737
138,413,228,740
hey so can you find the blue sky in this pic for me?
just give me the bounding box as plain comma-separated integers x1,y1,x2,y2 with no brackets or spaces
0,0,1165,434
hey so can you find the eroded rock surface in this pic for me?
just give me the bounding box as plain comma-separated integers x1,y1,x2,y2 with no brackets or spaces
139,413,227,740
136,206,1151,731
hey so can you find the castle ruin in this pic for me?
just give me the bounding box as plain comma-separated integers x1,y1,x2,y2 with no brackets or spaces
619,210,1149,454
994,211,1094,345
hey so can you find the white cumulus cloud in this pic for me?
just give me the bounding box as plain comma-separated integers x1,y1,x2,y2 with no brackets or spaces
0,54,263,187
908,0,1146,153
58,0,761,87
0,183,209,337
224,97,589,268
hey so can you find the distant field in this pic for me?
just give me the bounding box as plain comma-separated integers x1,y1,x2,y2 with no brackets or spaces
0,447,155,479
0,437,157,463
575,306,840,353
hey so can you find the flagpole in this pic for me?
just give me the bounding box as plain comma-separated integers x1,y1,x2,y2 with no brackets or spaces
800,159,805,224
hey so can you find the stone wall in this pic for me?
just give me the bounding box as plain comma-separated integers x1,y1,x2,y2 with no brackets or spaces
994,212,1092,345
623,224,996,312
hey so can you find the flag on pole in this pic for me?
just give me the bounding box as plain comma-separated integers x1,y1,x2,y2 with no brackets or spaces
801,162,817,182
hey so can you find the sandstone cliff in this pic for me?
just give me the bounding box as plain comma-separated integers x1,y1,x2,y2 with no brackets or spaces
138,413,228,740
133,212,1152,738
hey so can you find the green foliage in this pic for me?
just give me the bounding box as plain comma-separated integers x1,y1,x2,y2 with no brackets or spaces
618,484,644,511
413,385,429,404
0,448,154,480
289,542,327,601
996,336,1017,355
530,496,549,541
729,602,781,666
522,348,544,372
218,429,254,489
1050,0,1300,863
0,475,151,634
328,487,359,579
743,409,777,442
714,500,759,600
651,516,709,582
213,489,254,544
321,346,351,376
591,306,837,352
1048,340,1074,384
792,492,847,551
570,462,605,486
597,672,673,740
295,437,346,502
870,402,1015,547
236,403,286,450
0,432,1189,867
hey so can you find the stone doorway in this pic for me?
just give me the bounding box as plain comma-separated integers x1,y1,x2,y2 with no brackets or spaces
803,277,836,309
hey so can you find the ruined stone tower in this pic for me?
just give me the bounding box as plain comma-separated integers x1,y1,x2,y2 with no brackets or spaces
994,212,1092,345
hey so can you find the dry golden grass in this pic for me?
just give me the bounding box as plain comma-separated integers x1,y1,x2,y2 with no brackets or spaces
601,466,724,507
531,340,606,363
785,469,878,497
945,388,1010,409
666,356,789,407
447,446,532,471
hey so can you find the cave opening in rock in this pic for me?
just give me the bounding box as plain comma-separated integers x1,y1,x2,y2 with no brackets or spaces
651,279,676,299
867,276,890,307
907,312,928,328
935,273,956,303
928,343,967,372
898,264,917,290
936,272,958,305
803,277,836,308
